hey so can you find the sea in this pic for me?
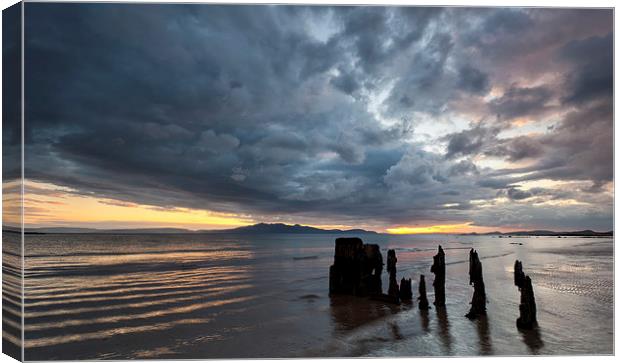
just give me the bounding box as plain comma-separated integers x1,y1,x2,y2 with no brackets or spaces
2,232,614,359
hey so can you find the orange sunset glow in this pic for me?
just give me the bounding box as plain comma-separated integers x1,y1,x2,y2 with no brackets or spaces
386,223,506,235
21,180,256,230
14,180,504,234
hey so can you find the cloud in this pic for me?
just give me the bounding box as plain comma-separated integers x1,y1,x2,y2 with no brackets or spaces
558,33,613,105
199,130,240,152
21,4,613,231
382,32,455,117
489,85,553,120
502,187,536,201
444,124,500,158
457,65,490,95
486,135,545,162
330,68,361,95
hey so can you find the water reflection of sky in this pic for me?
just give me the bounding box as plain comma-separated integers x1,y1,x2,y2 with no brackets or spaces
15,234,614,359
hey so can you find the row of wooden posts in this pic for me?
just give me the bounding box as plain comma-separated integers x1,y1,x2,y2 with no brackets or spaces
328,238,538,330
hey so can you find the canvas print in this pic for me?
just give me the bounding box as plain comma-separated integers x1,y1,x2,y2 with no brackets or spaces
1,2,614,360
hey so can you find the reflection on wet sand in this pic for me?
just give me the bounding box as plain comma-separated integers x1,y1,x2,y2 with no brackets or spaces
436,307,452,353
329,295,400,332
476,315,493,355
419,308,430,333
389,322,404,340
20,233,613,358
2,230,22,360
520,327,544,354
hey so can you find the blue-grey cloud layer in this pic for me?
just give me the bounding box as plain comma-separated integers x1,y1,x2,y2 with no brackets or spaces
23,4,613,230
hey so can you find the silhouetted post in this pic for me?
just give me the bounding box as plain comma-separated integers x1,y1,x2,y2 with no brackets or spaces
431,245,446,307
387,249,399,298
418,274,430,310
465,249,486,319
329,238,383,296
399,278,412,301
514,260,538,329
362,244,383,295
514,260,525,287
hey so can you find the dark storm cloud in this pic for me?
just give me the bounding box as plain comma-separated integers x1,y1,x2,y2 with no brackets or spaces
558,33,613,105
382,32,455,117
448,160,479,177
2,4,22,180
339,6,440,73
444,124,500,159
527,102,612,185
502,187,537,201
446,95,612,210
457,65,490,95
460,8,535,62
489,85,553,120
23,3,613,230
486,136,545,162
330,69,361,95
483,99,613,189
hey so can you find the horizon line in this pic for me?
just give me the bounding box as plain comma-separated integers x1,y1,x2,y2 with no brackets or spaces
3,223,614,236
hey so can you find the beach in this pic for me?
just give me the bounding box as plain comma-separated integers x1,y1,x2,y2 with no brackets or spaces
5,232,613,359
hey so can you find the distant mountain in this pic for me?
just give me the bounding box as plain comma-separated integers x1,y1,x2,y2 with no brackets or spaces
18,223,378,235
200,223,378,235
461,229,613,237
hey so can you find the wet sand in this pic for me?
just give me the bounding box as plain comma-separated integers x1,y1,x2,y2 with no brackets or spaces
8,233,614,359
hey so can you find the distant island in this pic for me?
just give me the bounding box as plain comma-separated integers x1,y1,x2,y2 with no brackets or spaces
460,229,613,237
206,223,378,235
7,223,379,235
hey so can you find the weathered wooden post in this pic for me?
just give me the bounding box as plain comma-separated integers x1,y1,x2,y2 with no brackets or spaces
465,249,486,319
418,274,430,310
399,278,412,301
514,260,538,329
362,244,383,295
329,237,383,296
430,245,446,307
387,249,399,298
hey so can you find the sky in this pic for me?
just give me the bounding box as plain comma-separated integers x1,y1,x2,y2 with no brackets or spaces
5,4,613,233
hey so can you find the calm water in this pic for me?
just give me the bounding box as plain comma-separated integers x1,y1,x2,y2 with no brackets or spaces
9,233,614,359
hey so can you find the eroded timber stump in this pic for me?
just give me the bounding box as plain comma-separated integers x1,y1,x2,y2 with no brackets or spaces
387,249,399,298
465,249,486,319
329,237,383,296
430,245,446,307
418,274,430,310
514,260,538,329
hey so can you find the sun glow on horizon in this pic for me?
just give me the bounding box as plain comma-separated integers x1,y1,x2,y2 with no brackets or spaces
17,180,378,231
386,222,504,235
21,180,257,230
9,180,597,233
